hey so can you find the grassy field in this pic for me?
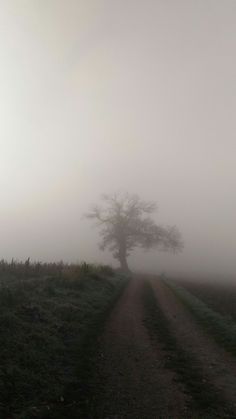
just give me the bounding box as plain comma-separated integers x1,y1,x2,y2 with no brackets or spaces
168,279,236,356
178,279,236,321
0,261,128,419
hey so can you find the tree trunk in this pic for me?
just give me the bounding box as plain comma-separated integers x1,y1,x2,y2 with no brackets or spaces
119,255,130,272
118,245,130,272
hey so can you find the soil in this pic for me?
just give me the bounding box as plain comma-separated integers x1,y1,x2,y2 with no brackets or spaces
89,277,236,418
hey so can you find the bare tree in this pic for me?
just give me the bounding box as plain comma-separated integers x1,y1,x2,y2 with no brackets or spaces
86,192,183,272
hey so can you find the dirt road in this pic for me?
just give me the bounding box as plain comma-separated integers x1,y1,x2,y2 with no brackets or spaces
89,277,236,418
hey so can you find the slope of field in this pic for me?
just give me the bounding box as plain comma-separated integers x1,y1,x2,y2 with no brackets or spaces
0,267,128,419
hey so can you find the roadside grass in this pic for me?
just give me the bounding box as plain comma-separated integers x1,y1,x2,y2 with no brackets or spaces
143,281,232,418
177,279,236,322
165,279,236,356
0,264,129,419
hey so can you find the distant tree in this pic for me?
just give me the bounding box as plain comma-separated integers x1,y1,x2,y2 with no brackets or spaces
86,192,183,272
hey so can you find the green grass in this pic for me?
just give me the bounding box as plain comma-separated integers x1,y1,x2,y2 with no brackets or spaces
143,281,232,418
166,279,236,356
0,266,128,418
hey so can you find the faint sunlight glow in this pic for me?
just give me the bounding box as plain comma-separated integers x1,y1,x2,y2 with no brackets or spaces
0,0,235,276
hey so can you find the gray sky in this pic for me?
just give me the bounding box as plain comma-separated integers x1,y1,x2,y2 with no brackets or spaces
0,0,236,277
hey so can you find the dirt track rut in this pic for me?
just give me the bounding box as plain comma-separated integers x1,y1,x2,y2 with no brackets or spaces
90,277,236,418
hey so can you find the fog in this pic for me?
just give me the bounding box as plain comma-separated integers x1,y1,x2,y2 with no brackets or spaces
0,0,235,278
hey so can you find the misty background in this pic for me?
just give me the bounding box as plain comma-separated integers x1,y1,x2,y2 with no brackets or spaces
0,0,235,277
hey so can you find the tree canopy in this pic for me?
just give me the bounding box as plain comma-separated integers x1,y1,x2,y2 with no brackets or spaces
86,192,183,272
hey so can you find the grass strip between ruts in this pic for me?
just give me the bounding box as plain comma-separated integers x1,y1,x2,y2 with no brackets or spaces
165,279,236,356
143,280,233,418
